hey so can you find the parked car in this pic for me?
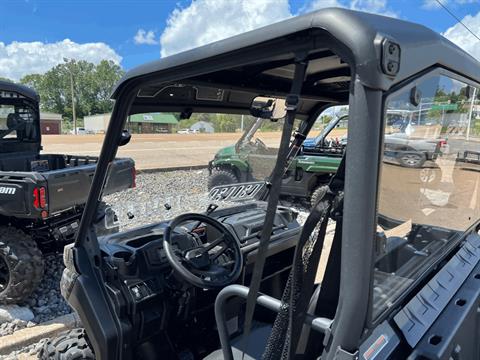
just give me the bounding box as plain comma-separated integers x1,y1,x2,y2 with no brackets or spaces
0,81,136,303
70,127,87,135
305,117,448,168
384,131,448,168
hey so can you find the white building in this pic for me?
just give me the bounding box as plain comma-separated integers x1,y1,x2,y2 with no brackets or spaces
190,121,214,133
84,113,111,134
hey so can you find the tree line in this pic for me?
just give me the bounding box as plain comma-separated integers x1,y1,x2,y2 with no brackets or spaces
2,60,124,131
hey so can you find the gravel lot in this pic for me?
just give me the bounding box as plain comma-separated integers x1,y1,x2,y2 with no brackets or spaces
1,169,310,359
107,169,217,229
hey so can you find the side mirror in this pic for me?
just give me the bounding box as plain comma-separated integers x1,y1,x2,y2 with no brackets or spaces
250,97,287,121
119,129,131,146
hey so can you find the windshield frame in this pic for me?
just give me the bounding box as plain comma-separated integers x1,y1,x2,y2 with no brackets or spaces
369,66,480,328
313,113,349,146
234,117,265,151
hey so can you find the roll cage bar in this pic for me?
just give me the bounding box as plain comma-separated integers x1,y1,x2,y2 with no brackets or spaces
70,8,480,360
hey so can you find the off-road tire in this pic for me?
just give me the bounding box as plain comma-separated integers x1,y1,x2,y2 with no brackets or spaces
208,169,238,190
397,151,426,168
310,185,328,208
39,328,95,360
0,227,44,304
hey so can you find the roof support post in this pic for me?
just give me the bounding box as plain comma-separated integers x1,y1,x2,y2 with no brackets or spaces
324,76,382,359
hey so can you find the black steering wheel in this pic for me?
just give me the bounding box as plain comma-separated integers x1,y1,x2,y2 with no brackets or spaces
163,213,243,289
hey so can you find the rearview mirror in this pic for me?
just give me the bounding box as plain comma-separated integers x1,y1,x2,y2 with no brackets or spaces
250,97,287,121
119,129,131,146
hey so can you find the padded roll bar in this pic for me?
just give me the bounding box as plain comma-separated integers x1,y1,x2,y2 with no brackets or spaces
215,284,333,360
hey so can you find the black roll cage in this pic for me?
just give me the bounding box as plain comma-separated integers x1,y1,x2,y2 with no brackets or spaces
69,9,480,359
70,32,380,360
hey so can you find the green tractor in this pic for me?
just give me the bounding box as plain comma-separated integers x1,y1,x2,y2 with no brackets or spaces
208,113,347,207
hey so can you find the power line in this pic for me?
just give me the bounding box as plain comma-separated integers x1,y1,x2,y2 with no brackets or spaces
435,0,480,42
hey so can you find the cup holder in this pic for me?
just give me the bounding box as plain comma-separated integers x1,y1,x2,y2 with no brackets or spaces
111,250,135,275
113,251,133,262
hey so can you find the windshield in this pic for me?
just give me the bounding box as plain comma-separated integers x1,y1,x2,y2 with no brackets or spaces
313,106,348,145
373,71,480,320
97,111,300,233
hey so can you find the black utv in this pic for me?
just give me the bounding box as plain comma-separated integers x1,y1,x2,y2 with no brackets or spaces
0,81,135,303
43,8,480,360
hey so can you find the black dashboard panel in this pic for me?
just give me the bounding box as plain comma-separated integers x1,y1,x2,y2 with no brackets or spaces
98,202,301,299
101,202,300,264
94,202,301,358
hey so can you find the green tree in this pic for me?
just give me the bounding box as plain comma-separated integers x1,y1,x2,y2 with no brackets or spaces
20,59,124,123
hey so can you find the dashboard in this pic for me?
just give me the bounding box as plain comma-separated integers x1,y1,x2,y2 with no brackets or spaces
94,202,301,358
99,201,299,302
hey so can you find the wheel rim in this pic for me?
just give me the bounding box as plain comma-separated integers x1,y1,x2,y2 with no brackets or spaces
401,154,421,166
0,256,9,291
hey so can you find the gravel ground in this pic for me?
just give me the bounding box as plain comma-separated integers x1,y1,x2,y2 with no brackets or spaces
106,169,309,229
1,169,310,359
106,169,217,230
0,255,69,338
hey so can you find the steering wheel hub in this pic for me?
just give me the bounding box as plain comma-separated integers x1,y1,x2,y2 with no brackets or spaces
163,213,243,289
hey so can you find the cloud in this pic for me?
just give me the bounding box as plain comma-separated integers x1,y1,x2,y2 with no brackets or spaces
422,0,442,9
0,39,122,81
350,0,396,16
442,11,480,61
302,0,397,17
160,0,291,57
423,0,478,10
301,0,342,13
134,29,158,45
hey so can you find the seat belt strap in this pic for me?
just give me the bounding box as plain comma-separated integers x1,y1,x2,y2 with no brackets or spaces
282,156,345,359
262,193,332,360
241,59,308,357
287,199,332,359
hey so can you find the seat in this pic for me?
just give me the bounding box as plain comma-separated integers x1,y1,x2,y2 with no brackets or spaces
204,285,323,360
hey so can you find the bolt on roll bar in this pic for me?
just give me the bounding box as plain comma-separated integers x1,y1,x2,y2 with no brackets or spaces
215,284,333,360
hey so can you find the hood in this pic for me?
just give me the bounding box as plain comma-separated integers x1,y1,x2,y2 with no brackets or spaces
215,144,236,158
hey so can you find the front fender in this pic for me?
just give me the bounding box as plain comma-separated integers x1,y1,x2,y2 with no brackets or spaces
212,157,249,173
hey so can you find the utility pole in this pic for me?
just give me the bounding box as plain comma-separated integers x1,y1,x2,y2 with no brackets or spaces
70,70,77,135
467,87,477,141
64,58,77,135
241,114,244,132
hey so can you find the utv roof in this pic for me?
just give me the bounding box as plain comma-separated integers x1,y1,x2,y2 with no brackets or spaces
0,80,39,102
112,8,480,117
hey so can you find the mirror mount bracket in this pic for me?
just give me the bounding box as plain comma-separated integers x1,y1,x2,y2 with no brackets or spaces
250,107,275,120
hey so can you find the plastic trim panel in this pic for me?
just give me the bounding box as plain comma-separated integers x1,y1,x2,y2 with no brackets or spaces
394,233,480,347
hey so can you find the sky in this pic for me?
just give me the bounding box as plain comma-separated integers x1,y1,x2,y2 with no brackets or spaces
0,0,479,81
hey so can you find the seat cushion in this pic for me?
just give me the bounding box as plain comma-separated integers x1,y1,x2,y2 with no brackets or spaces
204,325,272,360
